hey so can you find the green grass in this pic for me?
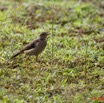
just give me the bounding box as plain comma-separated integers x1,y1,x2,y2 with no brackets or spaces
0,0,104,102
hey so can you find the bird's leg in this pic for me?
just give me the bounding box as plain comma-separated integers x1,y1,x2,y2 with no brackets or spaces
25,55,29,69
36,55,38,62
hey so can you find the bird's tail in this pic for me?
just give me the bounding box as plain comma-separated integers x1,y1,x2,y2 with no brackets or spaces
10,52,21,59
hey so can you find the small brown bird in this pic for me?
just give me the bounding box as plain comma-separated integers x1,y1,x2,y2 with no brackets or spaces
11,32,49,61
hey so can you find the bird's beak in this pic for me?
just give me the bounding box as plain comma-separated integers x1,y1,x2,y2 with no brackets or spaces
46,32,49,39
46,32,49,36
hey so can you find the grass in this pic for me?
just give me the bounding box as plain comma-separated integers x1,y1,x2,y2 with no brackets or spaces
0,0,104,102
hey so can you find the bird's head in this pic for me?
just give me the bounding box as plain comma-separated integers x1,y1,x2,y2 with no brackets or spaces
39,32,49,39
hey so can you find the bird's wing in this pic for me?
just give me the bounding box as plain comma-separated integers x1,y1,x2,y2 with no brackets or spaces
11,39,40,59
10,38,40,59
20,39,40,52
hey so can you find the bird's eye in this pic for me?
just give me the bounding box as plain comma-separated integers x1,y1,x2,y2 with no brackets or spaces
41,33,46,35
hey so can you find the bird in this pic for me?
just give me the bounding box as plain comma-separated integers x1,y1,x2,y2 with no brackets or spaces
11,32,49,61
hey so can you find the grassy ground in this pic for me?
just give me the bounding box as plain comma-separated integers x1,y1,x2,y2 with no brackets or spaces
0,0,104,103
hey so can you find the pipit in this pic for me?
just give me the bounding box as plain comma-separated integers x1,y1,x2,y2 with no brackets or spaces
11,32,49,61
